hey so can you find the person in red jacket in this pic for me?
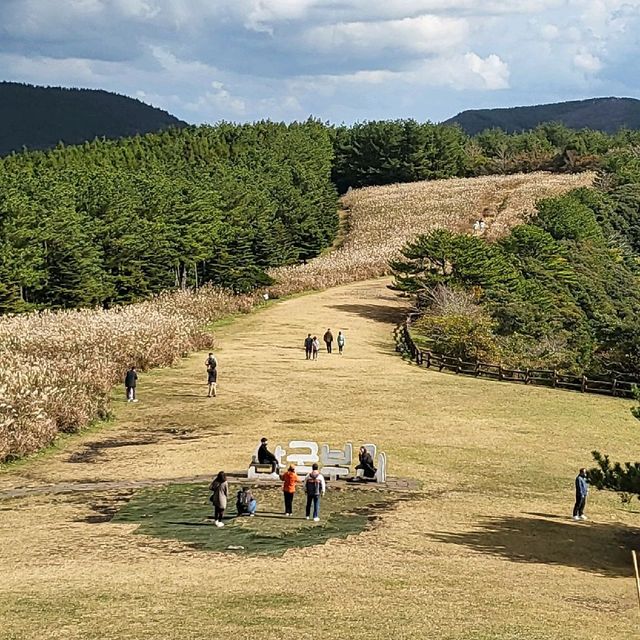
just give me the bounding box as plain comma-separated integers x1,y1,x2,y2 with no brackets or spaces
281,465,299,516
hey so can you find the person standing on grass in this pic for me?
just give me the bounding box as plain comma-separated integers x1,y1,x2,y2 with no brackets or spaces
323,328,334,353
258,437,279,474
337,331,345,355
205,352,218,397
304,333,313,360
236,487,257,516
312,336,320,360
304,463,326,522
209,471,228,527
125,366,138,402
281,465,298,516
573,468,589,521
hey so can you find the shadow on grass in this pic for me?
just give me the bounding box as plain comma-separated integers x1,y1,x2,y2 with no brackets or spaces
113,483,411,556
328,303,406,325
428,514,640,577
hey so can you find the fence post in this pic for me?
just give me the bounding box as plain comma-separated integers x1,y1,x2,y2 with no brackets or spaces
475,363,480,377
426,351,431,368
498,365,503,381
552,370,557,388
457,358,462,374
612,378,618,396
581,375,587,393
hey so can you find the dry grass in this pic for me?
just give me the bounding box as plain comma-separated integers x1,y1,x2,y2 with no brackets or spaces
0,288,256,461
269,172,594,293
0,279,637,639
0,172,593,462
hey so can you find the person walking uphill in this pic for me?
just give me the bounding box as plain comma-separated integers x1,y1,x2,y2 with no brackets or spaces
323,329,334,353
209,471,228,527
281,465,298,516
304,463,326,522
125,366,138,402
573,468,589,520
304,334,313,360
337,331,345,355
312,336,320,360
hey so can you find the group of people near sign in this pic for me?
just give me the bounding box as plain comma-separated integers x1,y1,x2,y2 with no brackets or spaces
207,437,377,527
304,328,345,360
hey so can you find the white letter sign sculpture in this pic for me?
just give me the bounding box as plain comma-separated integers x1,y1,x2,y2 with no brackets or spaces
248,440,387,483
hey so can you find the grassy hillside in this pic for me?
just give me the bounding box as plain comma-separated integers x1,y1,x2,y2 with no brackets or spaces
444,97,640,135
0,82,186,155
0,278,637,639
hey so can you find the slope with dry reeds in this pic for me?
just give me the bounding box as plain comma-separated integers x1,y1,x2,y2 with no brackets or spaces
0,172,593,461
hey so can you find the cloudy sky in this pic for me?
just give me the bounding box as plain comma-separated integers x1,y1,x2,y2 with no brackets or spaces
1,0,639,124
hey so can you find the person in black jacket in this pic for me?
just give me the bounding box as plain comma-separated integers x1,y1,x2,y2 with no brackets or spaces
125,366,138,402
258,437,278,473
355,446,376,479
304,334,313,360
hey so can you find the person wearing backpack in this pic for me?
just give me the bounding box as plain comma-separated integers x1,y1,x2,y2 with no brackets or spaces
209,471,228,527
205,352,218,397
304,463,326,522
236,487,257,516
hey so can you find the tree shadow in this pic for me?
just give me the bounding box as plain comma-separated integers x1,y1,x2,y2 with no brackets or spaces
329,303,407,325
428,514,640,577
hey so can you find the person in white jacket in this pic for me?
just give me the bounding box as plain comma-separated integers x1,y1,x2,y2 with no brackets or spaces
304,463,326,522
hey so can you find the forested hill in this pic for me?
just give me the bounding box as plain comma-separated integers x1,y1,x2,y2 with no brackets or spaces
0,82,186,155
444,97,640,135
0,121,338,312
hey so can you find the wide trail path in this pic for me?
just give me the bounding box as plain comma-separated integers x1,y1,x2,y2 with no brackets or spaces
1,278,637,640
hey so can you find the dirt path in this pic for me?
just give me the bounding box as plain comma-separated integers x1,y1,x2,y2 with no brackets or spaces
1,278,638,640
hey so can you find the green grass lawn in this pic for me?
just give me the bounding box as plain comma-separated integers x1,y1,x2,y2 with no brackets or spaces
114,482,406,556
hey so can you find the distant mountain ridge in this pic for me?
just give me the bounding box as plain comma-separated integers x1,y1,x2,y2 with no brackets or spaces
0,82,187,155
443,97,640,135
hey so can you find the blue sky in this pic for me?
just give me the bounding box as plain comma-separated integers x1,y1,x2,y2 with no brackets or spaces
1,0,639,124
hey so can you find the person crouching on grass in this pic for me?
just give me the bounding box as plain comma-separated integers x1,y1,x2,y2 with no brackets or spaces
209,471,228,527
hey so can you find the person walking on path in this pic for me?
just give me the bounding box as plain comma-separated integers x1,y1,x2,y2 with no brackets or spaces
304,334,313,360
304,463,326,522
125,366,138,402
236,487,257,516
337,331,345,355
281,465,299,516
312,336,320,360
573,468,589,520
209,471,228,527
323,329,334,353
258,437,279,473
205,352,218,397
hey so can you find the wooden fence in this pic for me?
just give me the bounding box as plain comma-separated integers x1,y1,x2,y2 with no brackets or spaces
394,316,638,399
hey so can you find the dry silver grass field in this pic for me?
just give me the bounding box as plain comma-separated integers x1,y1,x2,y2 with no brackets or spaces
0,277,638,640
270,171,594,293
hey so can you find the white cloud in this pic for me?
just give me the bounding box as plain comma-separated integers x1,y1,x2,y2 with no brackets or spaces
573,50,603,73
304,14,468,55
